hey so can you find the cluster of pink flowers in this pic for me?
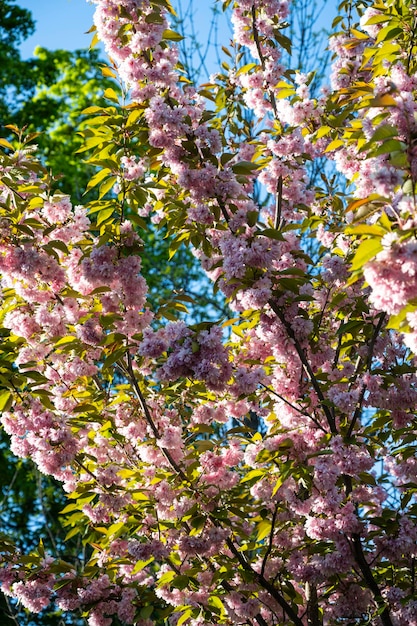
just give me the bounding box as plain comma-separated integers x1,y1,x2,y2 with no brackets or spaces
92,0,177,102
364,242,417,315
1,1,417,625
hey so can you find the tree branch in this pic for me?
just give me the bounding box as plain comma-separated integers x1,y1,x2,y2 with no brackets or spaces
260,383,327,432
225,537,304,626
305,582,321,626
274,175,283,230
122,354,189,483
346,312,386,439
350,534,393,626
269,299,337,434
251,6,278,118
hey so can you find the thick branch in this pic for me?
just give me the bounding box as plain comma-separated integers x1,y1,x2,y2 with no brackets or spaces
350,535,393,626
305,582,321,626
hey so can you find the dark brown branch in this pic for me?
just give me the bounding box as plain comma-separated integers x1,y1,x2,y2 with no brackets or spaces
123,354,189,483
74,458,101,484
274,175,283,230
123,350,302,625
269,299,337,434
305,582,321,626
225,537,304,626
37,472,57,553
4,596,20,626
350,535,393,626
346,312,386,439
260,383,327,432
251,6,278,118
219,202,231,225
121,361,303,625
261,503,279,578
221,578,269,626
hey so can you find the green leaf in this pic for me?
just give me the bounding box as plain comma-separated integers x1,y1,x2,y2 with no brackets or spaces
104,87,119,103
386,305,413,330
0,138,13,150
157,570,176,587
365,14,390,25
139,605,154,619
351,238,383,272
241,469,265,484
98,176,117,199
232,161,260,174
345,224,386,236
96,206,115,226
102,347,127,371
376,24,403,44
256,519,272,541
172,575,190,590
176,608,194,626
0,390,12,412
370,124,398,142
64,526,82,541
315,126,332,139
86,168,112,192
272,476,283,496
371,139,404,157
208,595,227,616
258,228,284,241
325,139,344,152
90,31,100,49
163,28,184,41
82,106,106,116
101,65,117,78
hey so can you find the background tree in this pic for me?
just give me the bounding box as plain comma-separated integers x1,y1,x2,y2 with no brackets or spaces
0,0,35,125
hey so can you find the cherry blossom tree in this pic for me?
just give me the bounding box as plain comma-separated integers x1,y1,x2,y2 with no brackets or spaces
0,0,417,625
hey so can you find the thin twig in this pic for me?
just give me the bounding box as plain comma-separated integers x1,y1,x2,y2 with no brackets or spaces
251,6,278,118
122,354,189,483
269,299,337,434
73,458,104,487
0,465,20,509
274,175,283,230
261,502,278,578
225,537,304,626
5,596,20,626
260,383,327,432
36,471,57,553
346,312,386,439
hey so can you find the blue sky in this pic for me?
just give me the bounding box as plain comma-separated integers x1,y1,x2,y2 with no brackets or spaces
17,1,232,82
18,1,226,64
18,1,336,80
19,0,96,58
